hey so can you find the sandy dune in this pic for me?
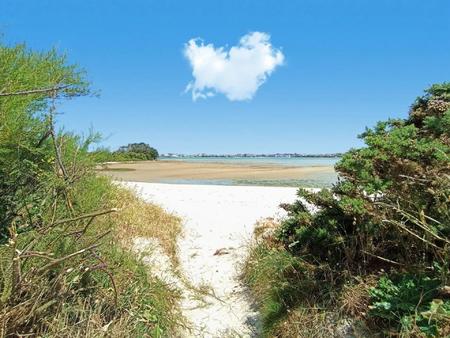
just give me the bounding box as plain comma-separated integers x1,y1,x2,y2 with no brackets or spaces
124,182,299,337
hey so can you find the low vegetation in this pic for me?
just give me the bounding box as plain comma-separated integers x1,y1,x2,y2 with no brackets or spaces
91,142,159,163
109,185,181,266
0,41,181,336
243,83,450,337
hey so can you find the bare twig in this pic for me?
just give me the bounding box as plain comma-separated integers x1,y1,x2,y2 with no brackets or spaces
36,129,52,148
382,219,442,250
49,111,69,180
379,202,449,244
89,252,118,306
36,229,111,275
21,209,117,259
361,250,404,266
65,216,96,238
52,208,118,227
37,243,101,274
0,85,69,97
19,251,54,260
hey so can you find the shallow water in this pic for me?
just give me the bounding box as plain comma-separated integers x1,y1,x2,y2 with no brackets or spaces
158,156,339,187
155,166,338,188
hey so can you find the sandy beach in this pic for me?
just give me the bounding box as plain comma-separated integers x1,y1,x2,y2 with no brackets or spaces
99,160,335,183
113,161,327,336
123,182,300,337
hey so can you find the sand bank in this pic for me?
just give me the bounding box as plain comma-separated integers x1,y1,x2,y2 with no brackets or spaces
123,182,300,337
99,160,335,183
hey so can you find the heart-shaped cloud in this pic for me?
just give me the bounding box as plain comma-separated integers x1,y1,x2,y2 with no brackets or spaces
184,32,284,101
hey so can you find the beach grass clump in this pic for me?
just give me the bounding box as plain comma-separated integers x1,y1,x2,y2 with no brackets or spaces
243,83,450,337
0,40,182,337
108,185,182,266
243,223,370,337
242,239,315,336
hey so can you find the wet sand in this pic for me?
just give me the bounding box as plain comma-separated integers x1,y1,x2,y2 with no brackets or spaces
97,160,335,182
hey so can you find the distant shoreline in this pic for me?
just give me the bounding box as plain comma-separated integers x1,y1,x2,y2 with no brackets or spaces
160,153,343,157
159,155,339,171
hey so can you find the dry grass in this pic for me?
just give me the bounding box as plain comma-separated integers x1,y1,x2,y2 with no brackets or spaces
243,218,376,338
271,307,374,338
254,217,280,243
338,276,377,320
109,185,182,266
0,177,184,337
270,307,335,338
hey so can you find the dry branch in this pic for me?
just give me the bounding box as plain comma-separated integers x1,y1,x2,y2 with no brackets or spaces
362,250,404,266
52,208,118,227
37,242,101,274
0,85,69,97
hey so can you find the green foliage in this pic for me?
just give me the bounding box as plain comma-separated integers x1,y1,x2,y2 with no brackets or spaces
0,42,90,241
242,240,372,337
255,83,450,336
90,142,159,163
1,174,179,336
279,83,450,271
0,41,178,336
117,142,159,160
370,275,450,336
242,243,316,337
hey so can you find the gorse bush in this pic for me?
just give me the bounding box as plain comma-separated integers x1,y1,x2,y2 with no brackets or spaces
0,41,180,336
279,83,450,272
245,83,450,337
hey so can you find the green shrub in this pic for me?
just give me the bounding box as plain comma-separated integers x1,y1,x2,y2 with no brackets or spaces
0,43,89,241
242,242,315,336
250,83,450,336
90,142,159,163
279,83,449,273
116,142,159,160
370,275,450,336
0,40,180,337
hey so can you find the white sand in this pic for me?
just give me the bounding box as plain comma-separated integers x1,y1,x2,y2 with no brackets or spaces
124,182,299,337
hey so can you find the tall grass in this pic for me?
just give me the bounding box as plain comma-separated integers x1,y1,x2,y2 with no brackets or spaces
0,173,183,337
109,184,182,266
242,221,374,338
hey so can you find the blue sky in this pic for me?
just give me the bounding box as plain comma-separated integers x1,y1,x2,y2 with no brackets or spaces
1,0,449,154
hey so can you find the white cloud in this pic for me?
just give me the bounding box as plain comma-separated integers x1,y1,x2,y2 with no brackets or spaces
184,32,284,101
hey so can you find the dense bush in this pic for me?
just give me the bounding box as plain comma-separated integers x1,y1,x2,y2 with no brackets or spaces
117,142,159,160
0,41,179,336
279,83,449,269
91,142,159,163
246,83,450,337
0,43,90,242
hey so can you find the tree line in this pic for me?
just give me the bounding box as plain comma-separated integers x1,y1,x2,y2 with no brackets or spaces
90,142,159,162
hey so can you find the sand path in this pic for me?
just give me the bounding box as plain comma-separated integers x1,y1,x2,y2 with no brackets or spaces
125,182,298,337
